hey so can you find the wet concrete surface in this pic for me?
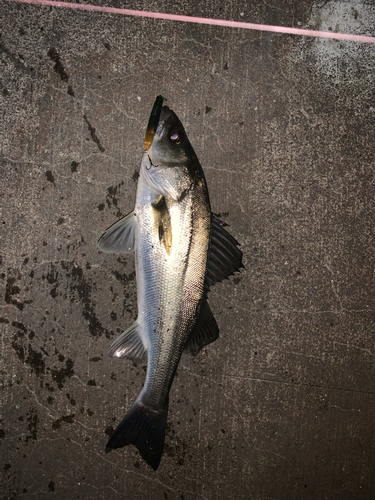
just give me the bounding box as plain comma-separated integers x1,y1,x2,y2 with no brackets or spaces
1,1,375,499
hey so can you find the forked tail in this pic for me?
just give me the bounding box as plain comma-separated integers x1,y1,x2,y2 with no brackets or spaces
105,399,168,471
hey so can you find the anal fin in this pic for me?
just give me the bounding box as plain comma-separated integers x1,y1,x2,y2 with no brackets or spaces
109,322,146,363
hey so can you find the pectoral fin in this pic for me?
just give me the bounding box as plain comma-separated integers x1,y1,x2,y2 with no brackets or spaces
152,196,172,255
206,214,244,288
109,322,146,363
185,299,219,355
98,210,137,254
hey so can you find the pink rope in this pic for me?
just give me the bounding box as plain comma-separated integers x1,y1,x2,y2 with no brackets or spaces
4,0,375,43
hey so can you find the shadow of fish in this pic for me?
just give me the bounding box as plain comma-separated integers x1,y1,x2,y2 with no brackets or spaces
98,96,244,470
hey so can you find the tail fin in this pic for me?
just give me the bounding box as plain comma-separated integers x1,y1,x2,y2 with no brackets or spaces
105,399,168,471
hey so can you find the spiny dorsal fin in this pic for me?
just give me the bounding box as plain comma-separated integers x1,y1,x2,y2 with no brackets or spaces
185,299,219,355
109,322,146,363
98,210,137,254
206,214,244,288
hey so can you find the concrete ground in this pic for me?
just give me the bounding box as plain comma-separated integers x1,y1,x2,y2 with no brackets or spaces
1,1,375,499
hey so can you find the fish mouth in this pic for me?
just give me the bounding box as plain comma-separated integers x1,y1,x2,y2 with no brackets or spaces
144,95,165,151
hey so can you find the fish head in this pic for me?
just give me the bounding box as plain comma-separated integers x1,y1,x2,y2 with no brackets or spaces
141,101,199,202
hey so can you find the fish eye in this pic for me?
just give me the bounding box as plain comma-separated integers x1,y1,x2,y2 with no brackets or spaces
169,130,184,144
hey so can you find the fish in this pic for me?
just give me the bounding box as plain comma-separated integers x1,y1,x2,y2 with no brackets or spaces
98,96,243,470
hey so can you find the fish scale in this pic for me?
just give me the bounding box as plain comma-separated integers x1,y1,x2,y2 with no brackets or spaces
138,192,208,407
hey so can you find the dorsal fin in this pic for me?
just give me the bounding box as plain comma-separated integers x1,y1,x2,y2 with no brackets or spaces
206,214,244,288
185,299,219,355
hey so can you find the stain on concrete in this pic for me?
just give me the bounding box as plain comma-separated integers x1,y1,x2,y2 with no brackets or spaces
5,276,21,308
66,393,76,405
105,181,124,210
40,260,111,338
52,414,75,430
83,115,105,152
132,169,140,182
25,409,39,442
89,356,102,362
67,85,75,97
48,47,69,82
45,170,55,184
101,181,126,217
12,339,45,376
43,263,59,298
70,161,79,172
0,41,36,77
51,358,74,389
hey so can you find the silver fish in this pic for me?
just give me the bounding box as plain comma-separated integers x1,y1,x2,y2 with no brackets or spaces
98,96,243,470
